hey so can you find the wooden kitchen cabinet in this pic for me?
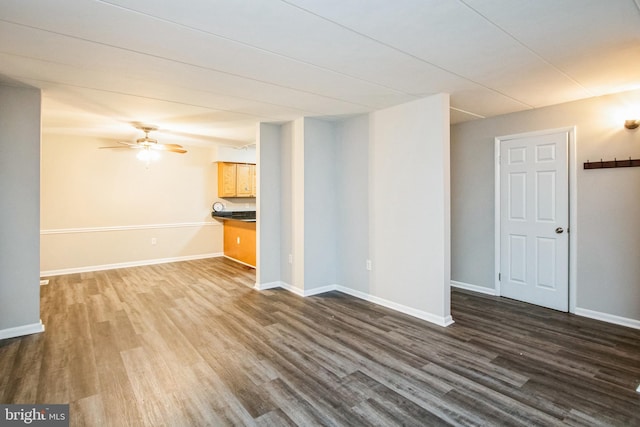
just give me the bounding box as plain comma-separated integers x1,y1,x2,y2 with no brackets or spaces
223,220,256,267
236,163,253,197
217,162,256,198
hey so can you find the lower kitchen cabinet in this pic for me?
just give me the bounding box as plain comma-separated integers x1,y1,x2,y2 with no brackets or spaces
223,221,256,267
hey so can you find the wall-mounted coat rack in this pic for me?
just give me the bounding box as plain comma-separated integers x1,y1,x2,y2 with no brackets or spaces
583,158,640,170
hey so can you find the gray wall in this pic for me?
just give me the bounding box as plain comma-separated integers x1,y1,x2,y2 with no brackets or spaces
304,118,338,290
369,95,451,321
257,123,281,285
279,122,293,286
258,95,451,325
451,88,640,321
336,115,370,293
0,84,42,336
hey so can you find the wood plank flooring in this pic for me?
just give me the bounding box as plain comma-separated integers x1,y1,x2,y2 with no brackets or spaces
1,257,639,426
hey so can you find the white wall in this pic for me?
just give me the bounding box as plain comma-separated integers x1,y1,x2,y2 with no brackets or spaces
40,134,221,274
0,84,44,339
212,145,256,163
451,88,640,324
369,95,452,324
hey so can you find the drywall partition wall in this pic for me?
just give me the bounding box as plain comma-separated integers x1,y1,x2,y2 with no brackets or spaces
256,123,281,286
335,115,370,293
303,118,338,291
451,88,640,325
0,84,44,339
369,94,452,325
40,134,220,275
279,122,294,287
291,119,306,292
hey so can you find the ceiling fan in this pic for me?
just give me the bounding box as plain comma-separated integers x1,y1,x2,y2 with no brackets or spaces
99,125,187,154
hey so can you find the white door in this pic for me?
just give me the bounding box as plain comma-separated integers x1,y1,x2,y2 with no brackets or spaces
499,131,569,311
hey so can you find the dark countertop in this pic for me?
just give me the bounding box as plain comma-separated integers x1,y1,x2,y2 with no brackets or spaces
211,210,256,223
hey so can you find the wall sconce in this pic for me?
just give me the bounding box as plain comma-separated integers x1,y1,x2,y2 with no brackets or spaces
624,119,639,129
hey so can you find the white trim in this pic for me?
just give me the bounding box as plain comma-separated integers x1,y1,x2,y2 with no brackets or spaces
568,127,578,314
253,282,453,327
254,281,284,291
451,280,497,296
336,286,454,327
304,284,341,297
494,139,501,295
223,255,256,269
40,253,223,277
40,221,220,235
575,307,640,330
0,320,45,340
495,126,577,312
278,281,306,297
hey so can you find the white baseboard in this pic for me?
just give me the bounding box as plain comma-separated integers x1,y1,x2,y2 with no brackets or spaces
278,281,305,297
451,280,497,296
575,307,640,330
0,320,45,340
223,256,256,269
335,286,454,327
254,281,284,291
40,253,224,277
253,282,453,327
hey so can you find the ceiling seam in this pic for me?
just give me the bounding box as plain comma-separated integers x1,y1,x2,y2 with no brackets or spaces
279,0,533,110
96,0,417,101
0,18,375,111
450,106,485,119
0,49,330,117
457,0,597,100
10,74,308,123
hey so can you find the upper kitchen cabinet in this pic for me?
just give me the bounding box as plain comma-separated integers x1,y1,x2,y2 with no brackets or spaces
217,162,256,198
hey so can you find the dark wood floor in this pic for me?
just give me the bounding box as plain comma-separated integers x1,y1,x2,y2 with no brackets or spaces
1,258,639,426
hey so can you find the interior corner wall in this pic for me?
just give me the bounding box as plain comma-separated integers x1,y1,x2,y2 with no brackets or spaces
369,94,451,323
0,84,43,338
336,115,370,293
451,88,640,322
256,123,281,285
303,118,338,291
279,122,294,286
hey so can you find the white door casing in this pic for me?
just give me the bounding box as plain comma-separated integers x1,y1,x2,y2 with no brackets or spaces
497,130,570,311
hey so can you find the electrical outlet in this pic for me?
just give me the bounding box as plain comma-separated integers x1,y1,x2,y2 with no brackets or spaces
366,259,372,271
237,236,241,244
288,254,293,264
151,237,157,245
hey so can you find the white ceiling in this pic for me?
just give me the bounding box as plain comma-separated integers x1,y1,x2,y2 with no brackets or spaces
1,0,639,146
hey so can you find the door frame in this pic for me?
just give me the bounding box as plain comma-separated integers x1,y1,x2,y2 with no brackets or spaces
494,126,577,313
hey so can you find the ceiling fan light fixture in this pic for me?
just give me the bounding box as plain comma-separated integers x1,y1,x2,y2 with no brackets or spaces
136,146,160,163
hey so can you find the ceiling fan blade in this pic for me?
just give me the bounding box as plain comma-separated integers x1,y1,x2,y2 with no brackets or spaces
165,148,187,154
99,145,140,149
151,144,185,152
118,141,139,146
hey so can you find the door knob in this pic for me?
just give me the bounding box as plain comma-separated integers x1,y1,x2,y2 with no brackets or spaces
555,227,564,234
